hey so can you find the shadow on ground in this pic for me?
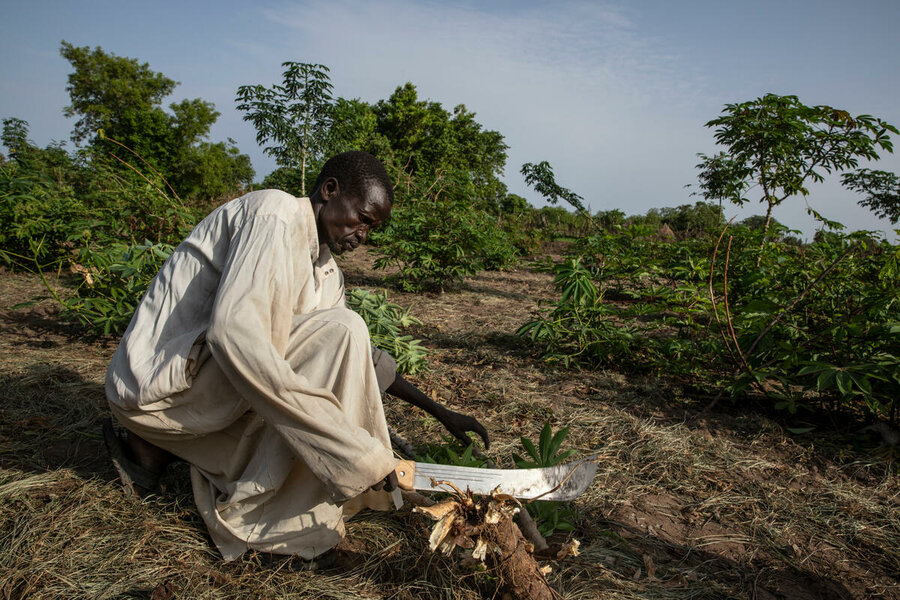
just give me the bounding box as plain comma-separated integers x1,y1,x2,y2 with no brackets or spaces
0,364,117,481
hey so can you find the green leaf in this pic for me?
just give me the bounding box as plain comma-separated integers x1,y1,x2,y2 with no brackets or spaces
520,437,540,464
538,422,553,464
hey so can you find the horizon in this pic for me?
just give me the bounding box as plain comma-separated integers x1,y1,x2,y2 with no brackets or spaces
2,0,898,241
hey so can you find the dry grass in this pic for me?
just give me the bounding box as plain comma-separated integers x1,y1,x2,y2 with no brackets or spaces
1,258,899,599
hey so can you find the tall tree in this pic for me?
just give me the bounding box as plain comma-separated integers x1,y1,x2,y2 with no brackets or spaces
59,41,252,198
371,83,508,209
60,41,178,148
696,93,897,250
236,62,333,196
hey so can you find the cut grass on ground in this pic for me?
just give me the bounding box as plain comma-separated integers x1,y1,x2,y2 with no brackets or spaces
1,256,898,600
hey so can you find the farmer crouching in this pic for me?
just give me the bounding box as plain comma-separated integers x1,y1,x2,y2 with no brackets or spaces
103,151,488,560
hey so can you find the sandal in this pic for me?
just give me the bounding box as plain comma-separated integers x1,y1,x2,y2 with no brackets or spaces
102,418,162,496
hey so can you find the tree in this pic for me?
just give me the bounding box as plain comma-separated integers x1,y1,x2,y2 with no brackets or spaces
520,161,588,214
842,168,900,225
236,62,333,196
1,118,30,161
696,94,897,250
693,152,750,208
372,84,508,210
59,41,251,200
60,41,177,148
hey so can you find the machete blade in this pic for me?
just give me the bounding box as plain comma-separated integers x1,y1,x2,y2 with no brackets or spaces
400,454,598,501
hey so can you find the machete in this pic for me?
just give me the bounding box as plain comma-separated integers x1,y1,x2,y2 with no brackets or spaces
394,454,599,501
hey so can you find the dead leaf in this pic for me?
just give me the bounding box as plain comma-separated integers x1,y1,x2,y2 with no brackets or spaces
414,500,459,521
661,575,688,589
150,580,178,600
643,554,658,581
556,539,581,559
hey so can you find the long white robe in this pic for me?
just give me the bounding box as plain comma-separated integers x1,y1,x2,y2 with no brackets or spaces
105,189,400,560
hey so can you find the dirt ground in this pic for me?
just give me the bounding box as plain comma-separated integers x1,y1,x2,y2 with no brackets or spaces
1,251,898,599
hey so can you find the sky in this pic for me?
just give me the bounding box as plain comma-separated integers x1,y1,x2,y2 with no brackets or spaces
2,0,899,240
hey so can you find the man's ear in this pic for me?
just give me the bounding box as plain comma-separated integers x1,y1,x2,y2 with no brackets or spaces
320,177,340,202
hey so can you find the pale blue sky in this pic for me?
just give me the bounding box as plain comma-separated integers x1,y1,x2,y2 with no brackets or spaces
2,0,898,239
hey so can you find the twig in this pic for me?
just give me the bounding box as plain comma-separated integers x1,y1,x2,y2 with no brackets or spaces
709,218,739,364
722,236,752,376
101,133,183,205
107,152,171,205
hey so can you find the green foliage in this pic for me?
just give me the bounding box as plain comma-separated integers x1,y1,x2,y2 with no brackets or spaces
520,161,588,215
696,93,897,247
513,423,577,537
345,288,428,375
415,440,488,468
519,226,900,424
55,241,175,336
657,202,726,238
59,41,253,201
236,62,333,196
372,83,509,211
371,196,519,292
512,422,576,469
0,155,84,265
843,168,900,224
60,41,177,146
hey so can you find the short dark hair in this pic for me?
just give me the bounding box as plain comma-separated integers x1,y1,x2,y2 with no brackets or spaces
312,151,394,204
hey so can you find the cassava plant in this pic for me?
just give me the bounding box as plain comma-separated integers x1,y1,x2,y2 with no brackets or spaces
370,193,518,292
345,288,428,375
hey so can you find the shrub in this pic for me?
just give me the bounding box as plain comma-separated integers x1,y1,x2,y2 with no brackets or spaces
54,241,175,336
345,288,428,375
519,227,900,424
371,196,518,292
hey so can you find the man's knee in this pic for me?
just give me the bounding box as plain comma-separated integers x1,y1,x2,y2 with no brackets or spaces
305,306,370,347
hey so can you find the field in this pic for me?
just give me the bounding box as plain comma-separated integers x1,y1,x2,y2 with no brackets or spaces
1,249,898,600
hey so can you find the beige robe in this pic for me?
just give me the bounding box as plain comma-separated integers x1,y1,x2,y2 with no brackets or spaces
106,190,400,560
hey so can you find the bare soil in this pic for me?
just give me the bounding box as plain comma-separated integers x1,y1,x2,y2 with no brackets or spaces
1,252,898,600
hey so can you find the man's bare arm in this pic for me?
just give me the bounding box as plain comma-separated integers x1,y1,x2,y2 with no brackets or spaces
386,374,490,449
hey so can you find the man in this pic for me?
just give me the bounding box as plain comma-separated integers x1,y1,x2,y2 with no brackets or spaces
104,151,488,560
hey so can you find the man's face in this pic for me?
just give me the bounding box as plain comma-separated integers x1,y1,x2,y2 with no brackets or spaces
317,181,391,255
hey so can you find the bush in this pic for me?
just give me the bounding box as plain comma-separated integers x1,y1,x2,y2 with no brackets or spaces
519,227,900,424
1,132,199,271
54,241,175,336
345,288,428,375
371,196,519,292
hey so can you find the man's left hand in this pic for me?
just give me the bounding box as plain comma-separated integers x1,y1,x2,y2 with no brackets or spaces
439,410,490,450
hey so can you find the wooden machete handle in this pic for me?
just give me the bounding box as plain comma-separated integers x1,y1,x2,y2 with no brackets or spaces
395,459,415,490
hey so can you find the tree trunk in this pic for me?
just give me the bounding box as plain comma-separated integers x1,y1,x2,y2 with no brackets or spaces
301,150,307,197
757,200,774,267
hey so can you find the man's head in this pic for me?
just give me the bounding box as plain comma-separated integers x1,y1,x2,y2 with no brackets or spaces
310,151,394,255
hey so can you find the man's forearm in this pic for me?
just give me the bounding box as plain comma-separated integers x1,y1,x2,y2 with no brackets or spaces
385,373,490,449
386,374,449,420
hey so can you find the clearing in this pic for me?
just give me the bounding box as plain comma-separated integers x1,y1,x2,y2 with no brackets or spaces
0,250,898,599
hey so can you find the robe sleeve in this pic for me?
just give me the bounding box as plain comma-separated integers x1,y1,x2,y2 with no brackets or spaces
205,213,396,502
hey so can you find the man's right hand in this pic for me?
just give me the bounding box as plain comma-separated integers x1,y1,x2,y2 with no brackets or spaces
370,468,399,492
